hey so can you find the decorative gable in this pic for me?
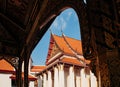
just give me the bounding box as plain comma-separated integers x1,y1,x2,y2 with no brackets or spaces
50,43,61,59
46,34,61,65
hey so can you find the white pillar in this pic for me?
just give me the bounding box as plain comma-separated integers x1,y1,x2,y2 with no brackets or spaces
43,73,47,87
38,75,43,87
76,76,80,87
48,71,52,87
54,67,59,87
90,71,98,87
81,68,87,87
59,64,65,87
69,66,75,87
86,74,90,87
76,70,81,87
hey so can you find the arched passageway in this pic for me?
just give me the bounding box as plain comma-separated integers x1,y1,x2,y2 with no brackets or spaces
0,0,120,87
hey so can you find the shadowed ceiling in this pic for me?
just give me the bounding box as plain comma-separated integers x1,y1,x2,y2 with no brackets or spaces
0,0,45,57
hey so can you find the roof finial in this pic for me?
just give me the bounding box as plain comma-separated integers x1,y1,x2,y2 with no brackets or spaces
61,27,63,34
60,19,65,36
60,24,66,37
49,28,54,35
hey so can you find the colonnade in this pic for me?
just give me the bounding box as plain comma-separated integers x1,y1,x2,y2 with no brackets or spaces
37,64,97,87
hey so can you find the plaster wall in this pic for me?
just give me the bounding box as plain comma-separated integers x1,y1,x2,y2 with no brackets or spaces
0,73,12,87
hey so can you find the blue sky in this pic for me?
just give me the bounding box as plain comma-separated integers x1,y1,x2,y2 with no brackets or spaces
31,8,81,65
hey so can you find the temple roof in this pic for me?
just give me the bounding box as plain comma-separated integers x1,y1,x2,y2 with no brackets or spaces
46,34,82,64
0,59,14,73
45,33,90,66
35,33,91,74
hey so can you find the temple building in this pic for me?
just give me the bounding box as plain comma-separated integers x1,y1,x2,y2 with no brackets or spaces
36,34,98,87
0,58,37,87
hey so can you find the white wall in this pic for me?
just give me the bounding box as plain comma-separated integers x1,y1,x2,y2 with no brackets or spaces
29,81,34,87
0,73,12,87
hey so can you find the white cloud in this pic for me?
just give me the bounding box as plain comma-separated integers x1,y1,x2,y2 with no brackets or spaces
60,17,67,30
50,16,67,30
68,11,72,16
65,9,78,23
67,11,72,21
52,18,59,29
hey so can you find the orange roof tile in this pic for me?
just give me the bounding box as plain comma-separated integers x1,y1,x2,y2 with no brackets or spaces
10,72,37,81
31,66,46,72
52,34,74,55
63,35,83,55
0,59,14,73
